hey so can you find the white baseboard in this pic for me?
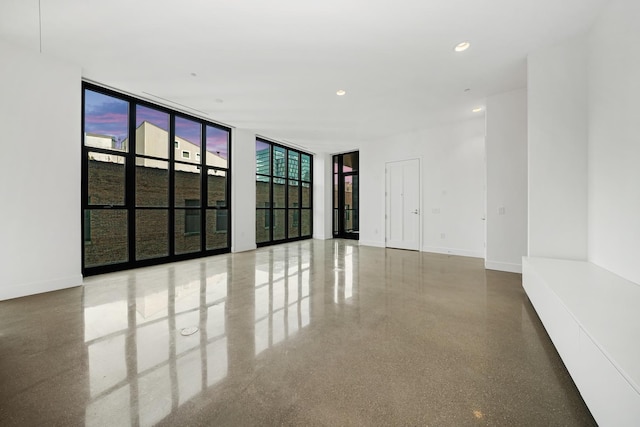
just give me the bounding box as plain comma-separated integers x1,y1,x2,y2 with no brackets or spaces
312,234,332,240
422,246,484,259
485,260,522,273
0,274,83,301
359,240,385,248
231,244,257,253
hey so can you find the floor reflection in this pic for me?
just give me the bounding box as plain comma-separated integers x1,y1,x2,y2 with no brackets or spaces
82,241,328,426
254,245,311,356
83,259,230,426
333,241,356,304
0,239,594,426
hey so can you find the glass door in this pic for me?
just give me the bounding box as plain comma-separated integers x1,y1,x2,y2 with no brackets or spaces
333,151,359,240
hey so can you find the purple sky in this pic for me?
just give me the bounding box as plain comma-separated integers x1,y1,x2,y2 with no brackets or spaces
174,116,201,147
256,139,270,153
137,105,169,130
206,125,228,160
84,90,128,142
85,89,229,160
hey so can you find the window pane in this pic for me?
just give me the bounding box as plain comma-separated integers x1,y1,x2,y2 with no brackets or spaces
352,175,359,232
136,210,168,260
273,146,286,177
288,181,299,207
256,210,270,243
136,158,168,207
256,175,270,208
83,85,232,272
288,151,299,179
343,152,358,172
136,105,169,158
84,210,128,267
256,140,270,175
301,154,311,181
208,169,227,207
206,209,228,250
175,116,201,164
333,174,338,207
84,90,129,152
288,210,300,239
273,209,285,241
273,178,286,208
301,182,311,208
254,139,311,247
175,209,201,254
175,165,200,207
206,125,229,168
88,152,126,206
301,210,311,236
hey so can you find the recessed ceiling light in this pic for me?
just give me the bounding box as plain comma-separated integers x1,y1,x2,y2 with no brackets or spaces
454,42,471,52
336,89,346,96
472,107,484,113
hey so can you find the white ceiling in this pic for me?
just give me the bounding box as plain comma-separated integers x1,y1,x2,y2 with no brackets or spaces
1,0,608,153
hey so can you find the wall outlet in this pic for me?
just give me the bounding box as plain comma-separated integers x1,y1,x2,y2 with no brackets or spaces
440,233,446,239
498,207,506,215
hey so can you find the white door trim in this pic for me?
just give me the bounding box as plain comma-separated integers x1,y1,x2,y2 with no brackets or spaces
385,158,421,251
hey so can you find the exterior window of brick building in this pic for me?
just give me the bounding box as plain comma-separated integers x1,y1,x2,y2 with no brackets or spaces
82,83,231,275
255,138,312,246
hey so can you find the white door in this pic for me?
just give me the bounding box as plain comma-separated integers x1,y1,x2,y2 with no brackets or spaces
385,159,420,250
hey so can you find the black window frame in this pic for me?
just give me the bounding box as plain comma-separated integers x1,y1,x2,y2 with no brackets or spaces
333,151,359,240
81,82,232,276
255,138,312,247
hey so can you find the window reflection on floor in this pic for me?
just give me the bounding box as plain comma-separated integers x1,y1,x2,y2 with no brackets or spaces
334,242,356,304
83,262,229,426
82,241,347,426
255,246,310,357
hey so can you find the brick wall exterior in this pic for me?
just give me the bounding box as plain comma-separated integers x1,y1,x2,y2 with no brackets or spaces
85,160,228,267
85,160,312,267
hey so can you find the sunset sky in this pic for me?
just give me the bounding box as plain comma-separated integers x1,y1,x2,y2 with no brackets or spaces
85,89,229,160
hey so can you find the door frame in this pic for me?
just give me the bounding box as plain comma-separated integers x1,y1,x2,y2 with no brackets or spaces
385,158,422,251
333,151,359,240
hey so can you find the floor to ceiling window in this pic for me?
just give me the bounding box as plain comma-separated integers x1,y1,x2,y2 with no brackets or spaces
255,138,312,246
333,151,359,239
82,83,231,275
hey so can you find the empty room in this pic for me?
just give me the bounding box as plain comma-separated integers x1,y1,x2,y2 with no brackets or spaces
1,0,639,425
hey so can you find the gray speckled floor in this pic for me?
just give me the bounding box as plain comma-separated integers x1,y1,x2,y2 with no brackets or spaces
0,239,595,426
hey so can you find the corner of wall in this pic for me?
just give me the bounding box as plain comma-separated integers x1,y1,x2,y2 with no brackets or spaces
485,88,528,272
0,40,82,301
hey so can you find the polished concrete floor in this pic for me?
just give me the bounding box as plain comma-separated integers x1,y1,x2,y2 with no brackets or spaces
0,239,595,426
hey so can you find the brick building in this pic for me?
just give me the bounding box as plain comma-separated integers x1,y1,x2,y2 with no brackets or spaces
84,121,228,268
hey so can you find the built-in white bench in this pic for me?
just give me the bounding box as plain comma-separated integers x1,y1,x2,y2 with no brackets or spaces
522,257,640,427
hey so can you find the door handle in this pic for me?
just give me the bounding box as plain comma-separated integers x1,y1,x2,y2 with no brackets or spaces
412,209,419,214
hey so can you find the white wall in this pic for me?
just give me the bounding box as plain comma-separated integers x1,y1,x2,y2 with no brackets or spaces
0,40,82,300
485,88,528,273
231,128,257,253
312,152,333,240
360,118,486,257
527,35,588,260
588,0,640,285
